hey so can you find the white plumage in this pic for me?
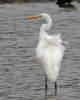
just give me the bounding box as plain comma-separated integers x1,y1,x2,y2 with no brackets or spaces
27,13,65,94
36,13,65,82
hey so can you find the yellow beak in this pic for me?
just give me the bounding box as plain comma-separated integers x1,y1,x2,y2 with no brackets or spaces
27,15,41,20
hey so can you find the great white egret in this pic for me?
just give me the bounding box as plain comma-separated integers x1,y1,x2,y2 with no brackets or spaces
27,13,65,95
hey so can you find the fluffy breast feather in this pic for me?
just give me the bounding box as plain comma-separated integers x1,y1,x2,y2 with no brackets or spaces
36,34,65,82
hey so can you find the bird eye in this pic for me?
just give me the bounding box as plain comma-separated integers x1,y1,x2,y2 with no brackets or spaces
39,15,42,17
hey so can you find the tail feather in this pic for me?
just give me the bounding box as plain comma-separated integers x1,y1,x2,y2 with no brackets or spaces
44,65,60,82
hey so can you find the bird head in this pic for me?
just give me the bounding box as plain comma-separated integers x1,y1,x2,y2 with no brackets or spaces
27,13,51,21
27,13,52,32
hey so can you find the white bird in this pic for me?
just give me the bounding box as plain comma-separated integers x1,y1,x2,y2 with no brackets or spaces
27,13,65,95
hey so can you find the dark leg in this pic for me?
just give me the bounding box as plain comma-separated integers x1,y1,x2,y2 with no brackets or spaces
55,82,57,95
45,75,47,95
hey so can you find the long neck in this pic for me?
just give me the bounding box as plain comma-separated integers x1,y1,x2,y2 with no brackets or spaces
40,17,52,36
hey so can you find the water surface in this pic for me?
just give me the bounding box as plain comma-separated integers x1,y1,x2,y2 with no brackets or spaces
0,2,80,100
